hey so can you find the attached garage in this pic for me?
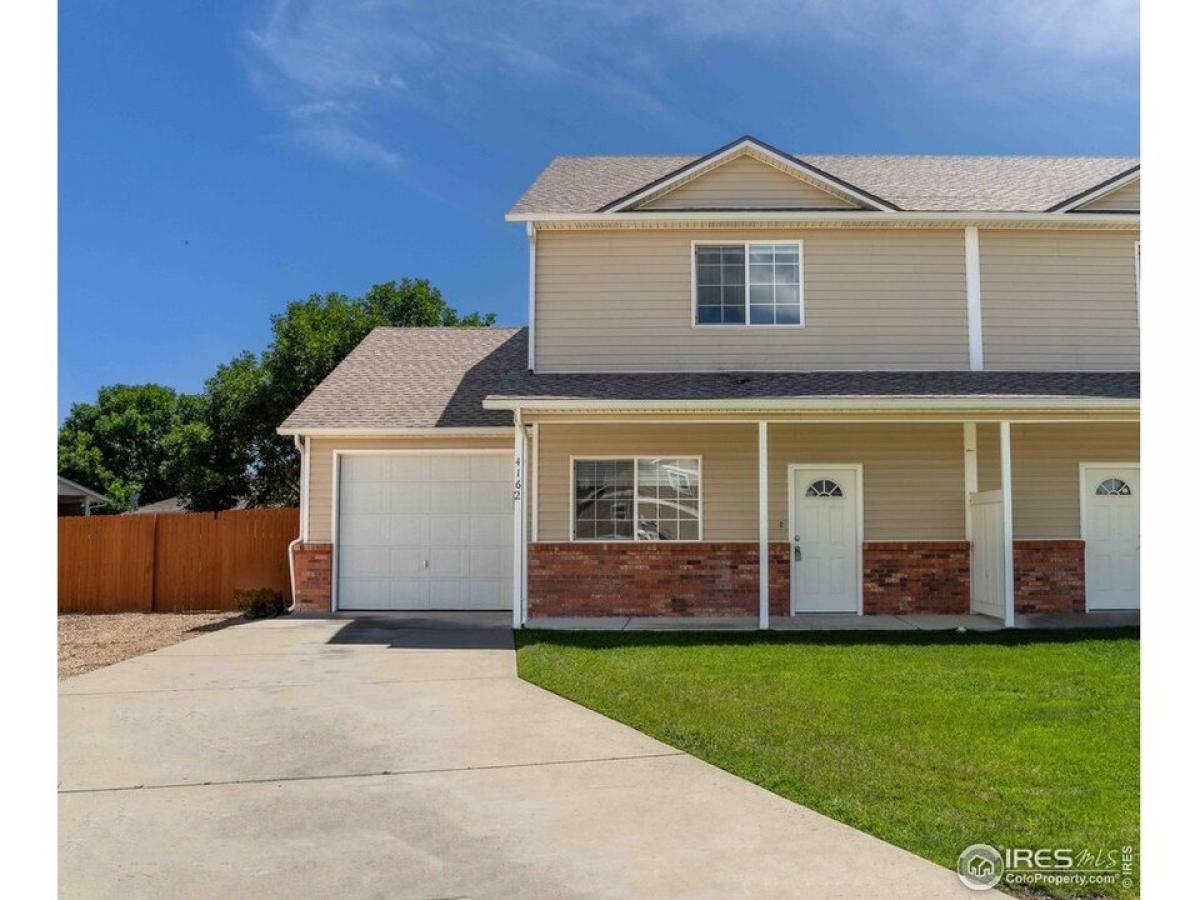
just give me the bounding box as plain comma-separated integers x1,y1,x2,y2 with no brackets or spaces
334,452,514,611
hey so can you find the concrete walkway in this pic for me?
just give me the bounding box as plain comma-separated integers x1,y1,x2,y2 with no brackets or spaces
530,610,1141,631
60,613,977,898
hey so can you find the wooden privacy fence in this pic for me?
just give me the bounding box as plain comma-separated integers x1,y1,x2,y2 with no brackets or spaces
58,508,299,614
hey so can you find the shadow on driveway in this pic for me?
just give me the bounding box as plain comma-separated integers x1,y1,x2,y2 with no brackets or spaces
324,612,514,651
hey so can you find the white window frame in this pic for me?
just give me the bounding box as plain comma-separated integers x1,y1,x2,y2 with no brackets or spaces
569,454,704,542
691,239,805,329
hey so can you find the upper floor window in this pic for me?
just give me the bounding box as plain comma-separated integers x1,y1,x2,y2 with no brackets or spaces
694,241,804,327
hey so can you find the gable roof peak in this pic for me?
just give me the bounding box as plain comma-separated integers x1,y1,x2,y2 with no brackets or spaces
598,134,896,213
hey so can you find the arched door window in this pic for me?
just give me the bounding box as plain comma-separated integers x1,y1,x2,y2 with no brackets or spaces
805,479,844,498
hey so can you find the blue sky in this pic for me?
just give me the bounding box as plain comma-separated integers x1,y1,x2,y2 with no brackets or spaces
59,0,1139,420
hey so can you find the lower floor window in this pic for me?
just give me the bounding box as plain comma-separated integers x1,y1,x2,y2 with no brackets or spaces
573,457,701,541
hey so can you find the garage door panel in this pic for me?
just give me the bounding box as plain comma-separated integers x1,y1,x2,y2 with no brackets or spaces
341,482,388,515
339,515,385,547
385,482,429,514
387,455,430,481
430,456,473,481
474,489,512,515
468,517,506,545
429,516,466,546
337,453,513,611
469,579,507,609
468,547,504,578
381,515,427,546
469,455,508,481
338,546,388,578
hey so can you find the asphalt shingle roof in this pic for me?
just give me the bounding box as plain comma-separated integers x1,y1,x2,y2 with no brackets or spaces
280,327,528,431
488,371,1139,403
509,153,1139,215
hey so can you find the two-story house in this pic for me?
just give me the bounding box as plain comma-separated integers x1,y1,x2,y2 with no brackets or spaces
280,136,1140,628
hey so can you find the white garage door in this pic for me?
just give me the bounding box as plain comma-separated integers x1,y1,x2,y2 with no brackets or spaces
336,453,513,611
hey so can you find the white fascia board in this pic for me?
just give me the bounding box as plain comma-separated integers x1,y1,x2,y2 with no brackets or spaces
504,210,1139,227
57,476,109,503
604,139,891,213
275,426,514,437
1050,169,1141,212
482,395,1138,413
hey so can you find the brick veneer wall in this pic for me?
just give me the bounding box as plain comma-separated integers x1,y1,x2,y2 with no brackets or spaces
293,542,332,613
861,542,972,615
527,542,790,618
1013,540,1085,613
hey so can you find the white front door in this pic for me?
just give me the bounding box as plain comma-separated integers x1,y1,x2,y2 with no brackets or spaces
1082,465,1140,611
336,453,513,611
790,467,860,613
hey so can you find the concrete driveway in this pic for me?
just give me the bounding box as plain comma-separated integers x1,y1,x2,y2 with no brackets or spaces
60,614,976,898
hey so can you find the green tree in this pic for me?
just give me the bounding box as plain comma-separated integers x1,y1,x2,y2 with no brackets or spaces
58,384,202,512
174,278,496,510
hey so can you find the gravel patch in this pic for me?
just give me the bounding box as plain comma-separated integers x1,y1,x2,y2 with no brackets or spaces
58,612,243,680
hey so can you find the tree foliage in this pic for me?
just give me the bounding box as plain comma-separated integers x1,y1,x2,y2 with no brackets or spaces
58,384,203,512
59,278,497,512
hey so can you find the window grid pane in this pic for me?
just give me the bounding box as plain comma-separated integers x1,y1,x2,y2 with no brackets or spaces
573,460,634,539
635,457,700,541
573,458,701,541
696,243,801,326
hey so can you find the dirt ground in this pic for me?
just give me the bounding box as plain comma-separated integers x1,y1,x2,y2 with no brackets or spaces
58,612,243,679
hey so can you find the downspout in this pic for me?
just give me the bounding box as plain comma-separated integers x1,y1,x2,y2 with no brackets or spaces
285,434,307,612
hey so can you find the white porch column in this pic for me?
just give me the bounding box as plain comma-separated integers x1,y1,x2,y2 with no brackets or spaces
512,413,527,629
963,422,978,543
999,420,1016,627
758,421,769,630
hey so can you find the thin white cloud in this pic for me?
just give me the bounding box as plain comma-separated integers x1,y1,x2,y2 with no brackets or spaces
292,125,404,170
242,0,1138,169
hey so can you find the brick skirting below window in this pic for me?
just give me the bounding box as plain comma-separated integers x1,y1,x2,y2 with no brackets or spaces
1013,540,1085,613
293,542,332,613
527,542,791,618
861,542,972,615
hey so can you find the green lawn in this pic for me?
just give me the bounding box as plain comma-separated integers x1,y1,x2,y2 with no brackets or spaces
516,628,1139,898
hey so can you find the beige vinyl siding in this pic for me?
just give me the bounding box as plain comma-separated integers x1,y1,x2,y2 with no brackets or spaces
534,227,970,371
1076,178,1139,211
975,421,1139,539
979,229,1139,371
306,434,512,542
536,422,965,542
638,155,857,210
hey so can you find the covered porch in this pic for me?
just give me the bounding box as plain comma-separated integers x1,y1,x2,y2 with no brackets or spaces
489,372,1140,629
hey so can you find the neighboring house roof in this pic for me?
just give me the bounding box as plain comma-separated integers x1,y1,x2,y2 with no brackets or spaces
486,371,1139,406
57,475,108,505
123,496,250,514
279,327,528,433
509,148,1139,215
125,496,189,515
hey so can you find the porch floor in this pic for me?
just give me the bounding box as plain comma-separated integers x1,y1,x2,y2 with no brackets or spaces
525,611,1139,632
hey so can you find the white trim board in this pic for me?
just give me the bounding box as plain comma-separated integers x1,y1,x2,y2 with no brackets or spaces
506,210,1139,227
964,227,983,371
484,395,1139,413
278,426,513,437
1050,170,1140,213
786,463,865,615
